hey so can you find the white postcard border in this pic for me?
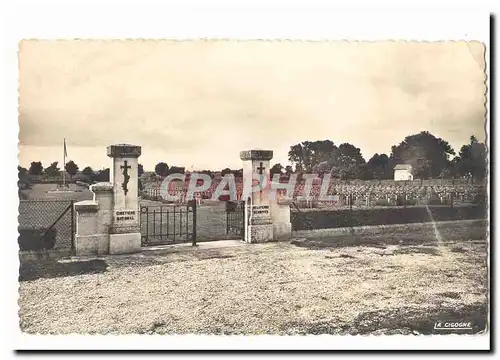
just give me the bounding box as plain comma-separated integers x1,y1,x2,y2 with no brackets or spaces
2,2,492,352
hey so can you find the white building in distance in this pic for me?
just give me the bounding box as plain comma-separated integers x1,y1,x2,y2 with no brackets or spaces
393,164,413,181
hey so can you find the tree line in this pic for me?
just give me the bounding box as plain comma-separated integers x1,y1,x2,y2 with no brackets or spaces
19,131,487,184
152,163,245,179
17,161,145,183
284,132,487,182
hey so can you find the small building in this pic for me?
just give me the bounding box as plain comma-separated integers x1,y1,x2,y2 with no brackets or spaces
393,164,413,181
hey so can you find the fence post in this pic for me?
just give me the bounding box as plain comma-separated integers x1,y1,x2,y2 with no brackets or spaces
226,201,230,235
70,200,75,254
349,193,354,227
191,199,197,246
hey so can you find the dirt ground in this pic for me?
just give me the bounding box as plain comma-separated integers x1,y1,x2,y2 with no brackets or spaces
18,221,489,335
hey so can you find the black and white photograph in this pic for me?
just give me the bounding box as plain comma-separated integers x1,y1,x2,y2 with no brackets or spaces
5,4,492,352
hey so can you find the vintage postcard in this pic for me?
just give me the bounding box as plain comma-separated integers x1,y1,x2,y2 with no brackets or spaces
14,20,490,351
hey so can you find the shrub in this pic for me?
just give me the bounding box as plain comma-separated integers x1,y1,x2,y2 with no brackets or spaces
472,194,486,205
394,198,418,206
18,228,57,251
291,205,485,231
374,199,392,206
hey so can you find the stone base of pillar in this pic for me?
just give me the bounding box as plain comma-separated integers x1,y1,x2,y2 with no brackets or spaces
247,224,274,243
109,232,141,254
75,234,110,256
273,222,292,240
270,202,292,241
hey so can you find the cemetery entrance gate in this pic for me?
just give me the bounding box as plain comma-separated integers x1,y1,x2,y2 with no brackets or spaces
140,199,247,245
140,200,197,246
226,200,245,240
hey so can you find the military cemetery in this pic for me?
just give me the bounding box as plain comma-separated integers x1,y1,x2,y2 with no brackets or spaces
17,40,489,338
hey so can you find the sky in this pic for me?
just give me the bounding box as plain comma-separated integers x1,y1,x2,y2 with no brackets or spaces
18,40,486,172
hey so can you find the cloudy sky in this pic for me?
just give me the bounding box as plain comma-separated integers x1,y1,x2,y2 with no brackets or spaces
18,40,486,171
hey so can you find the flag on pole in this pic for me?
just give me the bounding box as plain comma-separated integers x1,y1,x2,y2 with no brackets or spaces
62,138,68,188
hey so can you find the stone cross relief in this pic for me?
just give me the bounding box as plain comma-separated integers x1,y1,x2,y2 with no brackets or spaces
121,160,131,196
257,162,265,194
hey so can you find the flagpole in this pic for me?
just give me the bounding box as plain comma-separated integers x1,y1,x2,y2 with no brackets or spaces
63,138,66,188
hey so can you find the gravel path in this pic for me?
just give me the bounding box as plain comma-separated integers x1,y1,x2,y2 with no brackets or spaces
19,237,488,335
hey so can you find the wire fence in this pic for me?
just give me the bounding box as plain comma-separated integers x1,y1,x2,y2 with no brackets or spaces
291,188,486,210
18,199,74,251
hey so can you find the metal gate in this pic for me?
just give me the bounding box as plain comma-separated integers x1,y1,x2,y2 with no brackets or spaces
226,200,245,239
140,200,197,246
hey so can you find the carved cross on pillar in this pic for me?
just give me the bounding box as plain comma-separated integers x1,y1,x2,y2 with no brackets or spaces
121,160,131,195
257,162,265,194
257,162,265,175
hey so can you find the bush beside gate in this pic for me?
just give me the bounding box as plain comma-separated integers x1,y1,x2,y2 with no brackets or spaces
18,228,58,251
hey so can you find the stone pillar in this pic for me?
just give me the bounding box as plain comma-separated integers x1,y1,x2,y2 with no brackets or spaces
74,183,114,256
107,144,142,254
91,182,113,254
270,199,292,240
74,200,99,255
240,150,274,243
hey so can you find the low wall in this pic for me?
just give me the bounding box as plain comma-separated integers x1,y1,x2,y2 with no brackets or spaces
291,205,486,231
292,219,488,245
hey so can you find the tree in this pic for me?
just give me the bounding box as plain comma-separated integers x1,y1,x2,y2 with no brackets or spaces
18,166,28,180
232,169,243,178
65,160,79,176
169,166,185,175
28,161,43,175
389,131,455,179
366,153,391,180
221,168,232,176
138,164,144,177
312,143,366,180
288,140,367,179
155,162,169,177
200,169,213,177
439,168,452,179
288,140,336,173
457,135,487,183
94,168,110,182
284,165,293,175
45,161,61,177
358,164,374,180
270,163,283,177
81,166,94,177
331,143,366,179
449,157,462,179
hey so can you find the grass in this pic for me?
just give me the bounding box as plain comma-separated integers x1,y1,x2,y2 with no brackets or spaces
18,222,488,335
19,183,93,202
